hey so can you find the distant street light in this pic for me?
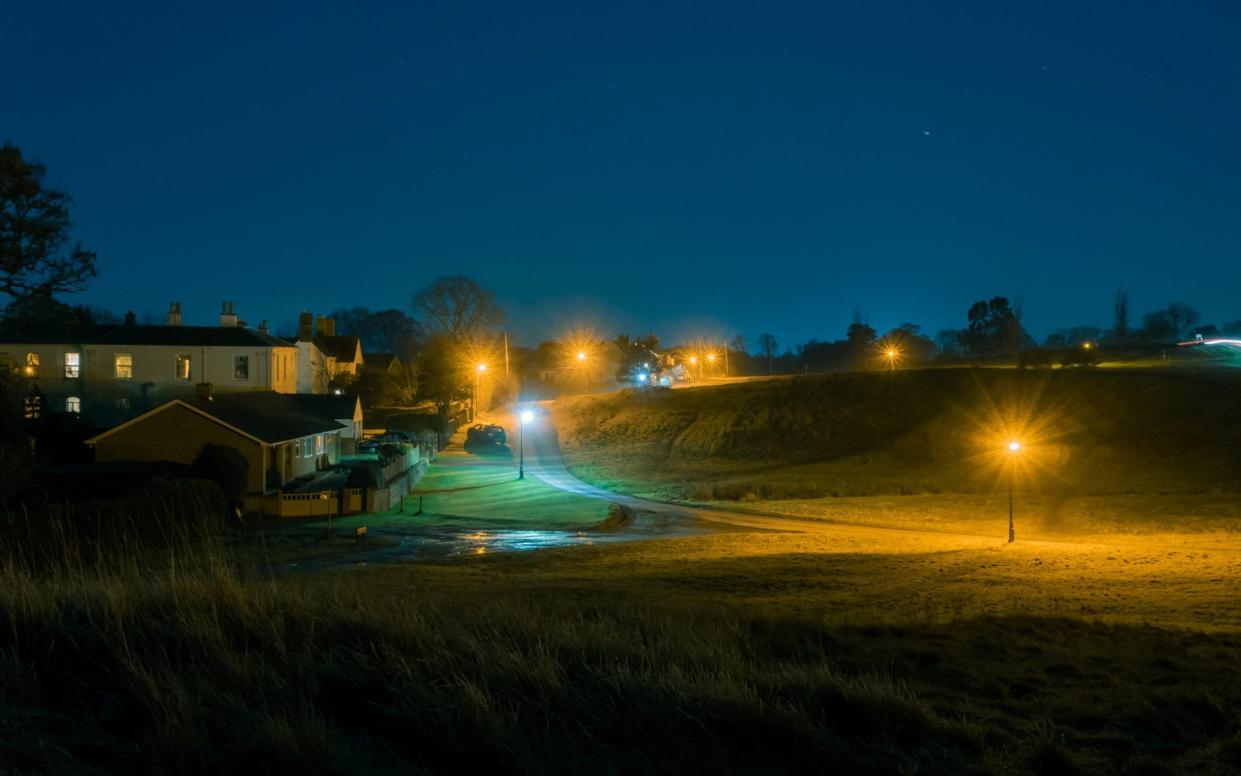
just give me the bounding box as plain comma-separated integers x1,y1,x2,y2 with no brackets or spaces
519,409,534,479
1007,440,1021,542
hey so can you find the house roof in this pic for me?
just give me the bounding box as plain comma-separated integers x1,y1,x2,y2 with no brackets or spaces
365,352,399,370
302,334,362,363
86,392,357,446
83,325,295,348
0,324,119,345
284,393,363,422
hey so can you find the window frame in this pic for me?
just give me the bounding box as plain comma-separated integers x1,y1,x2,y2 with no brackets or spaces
66,396,81,414
114,353,133,380
233,354,249,381
175,354,192,381
25,352,39,377
64,352,80,379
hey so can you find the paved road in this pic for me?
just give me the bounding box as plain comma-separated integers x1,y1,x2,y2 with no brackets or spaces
517,407,1008,548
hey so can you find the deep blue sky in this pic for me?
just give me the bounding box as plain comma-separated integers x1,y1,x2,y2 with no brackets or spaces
5,1,1240,349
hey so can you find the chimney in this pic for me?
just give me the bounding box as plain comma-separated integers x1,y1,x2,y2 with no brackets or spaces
195,382,215,401
298,311,314,341
167,302,182,326
124,310,136,325
322,317,335,337
315,315,329,337
219,301,238,328
258,319,269,334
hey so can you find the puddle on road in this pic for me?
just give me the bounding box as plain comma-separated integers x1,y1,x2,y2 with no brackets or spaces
284,513,715,573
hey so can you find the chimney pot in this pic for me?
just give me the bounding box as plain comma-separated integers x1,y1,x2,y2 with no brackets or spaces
167,302,182,326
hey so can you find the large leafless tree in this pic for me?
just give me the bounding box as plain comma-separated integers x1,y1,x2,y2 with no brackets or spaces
0,143,97,302
412,275,504,343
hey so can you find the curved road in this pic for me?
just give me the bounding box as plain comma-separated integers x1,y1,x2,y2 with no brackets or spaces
518,408,1004,548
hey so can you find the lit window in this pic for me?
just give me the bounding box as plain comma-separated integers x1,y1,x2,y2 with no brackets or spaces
23,392,42,419
234,355,249,380
66,396,80,413
115,353,133,379
304,438,314,458
175,354,191,381
314,434,324,455
25,353,39,377
115,397,131,412
64,352,80,378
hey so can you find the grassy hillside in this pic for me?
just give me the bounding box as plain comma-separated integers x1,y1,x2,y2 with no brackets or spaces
555,369,1241,504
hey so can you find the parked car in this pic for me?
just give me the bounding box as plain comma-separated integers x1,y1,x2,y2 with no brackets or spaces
466,423,507,446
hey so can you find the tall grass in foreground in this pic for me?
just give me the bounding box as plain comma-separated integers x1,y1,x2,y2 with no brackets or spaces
3,491,1241,773
4,543,1241,773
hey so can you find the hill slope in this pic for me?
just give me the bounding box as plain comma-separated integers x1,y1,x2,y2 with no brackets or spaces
555,369,1241,502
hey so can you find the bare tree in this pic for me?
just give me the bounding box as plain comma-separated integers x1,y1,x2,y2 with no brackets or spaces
729,333,747,356
757,333,777,375
412,275,504,343
0,143,97,302
1113,290,1129,340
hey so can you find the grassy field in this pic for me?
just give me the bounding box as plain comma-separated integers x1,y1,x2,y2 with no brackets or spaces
6,527,1241,774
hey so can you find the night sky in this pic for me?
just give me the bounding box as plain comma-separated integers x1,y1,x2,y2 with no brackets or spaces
5,1,1240,348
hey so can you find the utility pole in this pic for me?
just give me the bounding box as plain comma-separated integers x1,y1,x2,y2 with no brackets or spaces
723,342,729,377
504,331,510,376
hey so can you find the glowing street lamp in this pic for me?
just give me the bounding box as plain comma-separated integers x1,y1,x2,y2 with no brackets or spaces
518,409,534,480
1006,440,1021,542
577,351,587,362
884,346,900,371
472,362,487,422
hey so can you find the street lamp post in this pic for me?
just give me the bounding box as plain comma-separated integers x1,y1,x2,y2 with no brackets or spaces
1007,440,1021,542
473,363,487,422
519,409,534,479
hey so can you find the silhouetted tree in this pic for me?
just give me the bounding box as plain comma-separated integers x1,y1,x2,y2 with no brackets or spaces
757,333,777,375
0,144,97,305
1045,326,1102,350
883,323,935,364
412,275,504,343
331,306,423,359
1142,303,1200,341
960,297,1016,359
845,316,877,368
935,329,963,360
1113,290,1129,340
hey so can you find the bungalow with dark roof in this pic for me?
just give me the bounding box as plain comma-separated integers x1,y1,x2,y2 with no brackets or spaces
86,392,363,509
